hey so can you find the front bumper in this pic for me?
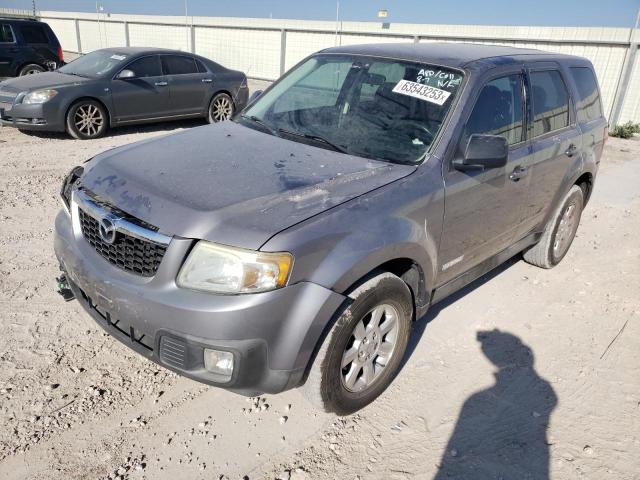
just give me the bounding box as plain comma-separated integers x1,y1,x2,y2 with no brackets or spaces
54,210,345,395
0,100,65,132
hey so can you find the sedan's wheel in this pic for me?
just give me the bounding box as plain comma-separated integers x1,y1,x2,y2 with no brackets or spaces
523,185,584,268
302,272,412,415
208,93,234,123
66,100,108,140
19,64,45,76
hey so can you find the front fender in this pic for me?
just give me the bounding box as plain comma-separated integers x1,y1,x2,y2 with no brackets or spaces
262,164,445,310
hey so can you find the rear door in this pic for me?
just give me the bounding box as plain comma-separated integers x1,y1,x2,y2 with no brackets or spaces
0,23,17,76
438,69,533,284
518,63,581,232
110,55,171,122
17,23,56,68
161,54,211,115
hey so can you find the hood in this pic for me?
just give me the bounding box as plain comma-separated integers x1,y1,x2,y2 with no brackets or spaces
0,72,90,93
81,121,416,250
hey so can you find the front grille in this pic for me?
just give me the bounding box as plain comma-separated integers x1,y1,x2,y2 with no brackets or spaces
79,209,167,277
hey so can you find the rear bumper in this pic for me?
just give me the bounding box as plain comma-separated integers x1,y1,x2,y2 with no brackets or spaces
0,101,65,132
54,210,346,395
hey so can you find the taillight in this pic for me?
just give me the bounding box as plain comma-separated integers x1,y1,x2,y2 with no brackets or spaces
57,46,64,63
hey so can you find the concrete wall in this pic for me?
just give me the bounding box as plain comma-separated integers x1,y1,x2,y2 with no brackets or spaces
3,9,638,124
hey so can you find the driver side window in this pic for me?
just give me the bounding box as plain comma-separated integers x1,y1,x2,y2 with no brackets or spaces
463,74,524,147
125,56,162,78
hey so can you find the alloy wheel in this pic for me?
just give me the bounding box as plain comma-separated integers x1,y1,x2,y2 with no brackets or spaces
74,104,104,137
341,303,399,392
211,96,233,122
553,202,578,257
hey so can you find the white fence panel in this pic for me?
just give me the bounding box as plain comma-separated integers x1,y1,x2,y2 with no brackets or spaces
129,22,190,52
44,17,78,52
78,20,126,51
195,27,281,79
618,47,640,124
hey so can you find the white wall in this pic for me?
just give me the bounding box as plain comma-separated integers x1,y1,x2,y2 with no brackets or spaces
5,9,637,123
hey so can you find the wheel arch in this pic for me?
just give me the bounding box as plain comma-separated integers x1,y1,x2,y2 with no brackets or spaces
574,171,594,205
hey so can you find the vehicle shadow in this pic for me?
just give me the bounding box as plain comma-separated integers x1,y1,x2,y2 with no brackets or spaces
404,255,520,364
433,329,557,479
15,118,207,140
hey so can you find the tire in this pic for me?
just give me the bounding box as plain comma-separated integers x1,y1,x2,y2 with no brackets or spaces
301,272,413,415
523,185,584,268
207,93,234,123
19,64,45,76
66,100,108,140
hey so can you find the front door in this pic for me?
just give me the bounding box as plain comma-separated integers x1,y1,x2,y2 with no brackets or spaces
438,71,533,284
110,55,171,122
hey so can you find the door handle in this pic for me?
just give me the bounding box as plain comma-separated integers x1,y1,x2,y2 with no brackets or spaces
201,78,213,83
154,81,168,87
565,144,578,157
509,166,528,182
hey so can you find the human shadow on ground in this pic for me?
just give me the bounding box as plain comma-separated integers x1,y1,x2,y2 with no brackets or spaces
433,329,557,479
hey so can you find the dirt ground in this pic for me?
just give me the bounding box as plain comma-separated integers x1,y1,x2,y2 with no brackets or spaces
0,96,639,479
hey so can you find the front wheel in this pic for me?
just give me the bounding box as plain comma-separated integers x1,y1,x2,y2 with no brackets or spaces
66,100,108,140
301,272,413,415
523,185,584,268
207,93,234,123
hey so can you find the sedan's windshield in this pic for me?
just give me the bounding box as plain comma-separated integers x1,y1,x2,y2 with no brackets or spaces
242,54,464,164
59,50,129,78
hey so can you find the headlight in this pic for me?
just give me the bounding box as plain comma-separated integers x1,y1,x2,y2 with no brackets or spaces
22,89,58,104
177,241,293,294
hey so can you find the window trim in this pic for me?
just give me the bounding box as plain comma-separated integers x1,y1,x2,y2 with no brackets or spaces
0,24,16,44
159,54,200,76
113,54,163,80
527,67,575,140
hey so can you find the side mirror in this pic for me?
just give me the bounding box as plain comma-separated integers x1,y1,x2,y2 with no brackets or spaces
116,69,135,79
453,134,508,171
248,90,263,104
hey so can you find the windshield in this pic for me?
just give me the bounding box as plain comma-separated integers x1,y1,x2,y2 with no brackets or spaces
59,50,129,78
242,54,464,164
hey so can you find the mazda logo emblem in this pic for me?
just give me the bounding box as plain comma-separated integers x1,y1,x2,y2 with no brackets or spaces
98,215,117,244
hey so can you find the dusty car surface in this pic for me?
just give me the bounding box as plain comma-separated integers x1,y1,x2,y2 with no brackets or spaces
0,47,248,139
54,43,607,414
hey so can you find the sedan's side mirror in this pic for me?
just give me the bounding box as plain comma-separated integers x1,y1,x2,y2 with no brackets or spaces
453,134,508,171
248,90,263,104
116,69,135,79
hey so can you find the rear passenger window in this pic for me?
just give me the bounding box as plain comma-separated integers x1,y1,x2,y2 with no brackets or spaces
20,25,49,44
464,74,524,146
0,24,15,43
126,56,162,78
162,56,198,75
570,67,602,123
530,70,570,136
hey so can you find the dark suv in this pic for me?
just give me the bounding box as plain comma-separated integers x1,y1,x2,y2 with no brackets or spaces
0,18,63,77
54,43,607,415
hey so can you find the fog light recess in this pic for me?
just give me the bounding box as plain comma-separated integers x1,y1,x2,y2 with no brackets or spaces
204,349,234,378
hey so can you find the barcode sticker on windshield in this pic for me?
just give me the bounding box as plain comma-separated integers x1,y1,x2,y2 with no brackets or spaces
392,79,452,106
110,54,127,61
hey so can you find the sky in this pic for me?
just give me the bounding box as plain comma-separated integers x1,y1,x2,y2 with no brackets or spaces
1,0,638,27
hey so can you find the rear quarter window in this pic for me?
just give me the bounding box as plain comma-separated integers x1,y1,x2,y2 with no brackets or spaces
0,24,15,43
530,70,570,137
570,67,603,123
20,24,49,44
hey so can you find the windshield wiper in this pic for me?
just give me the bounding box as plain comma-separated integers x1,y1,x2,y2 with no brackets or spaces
277,128,348,154
240,114,276,136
